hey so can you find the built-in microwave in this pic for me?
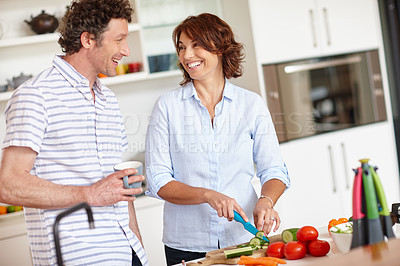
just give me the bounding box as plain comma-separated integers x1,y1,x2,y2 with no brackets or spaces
263,50,387,143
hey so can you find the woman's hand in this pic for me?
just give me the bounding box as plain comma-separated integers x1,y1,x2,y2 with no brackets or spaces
204,190,248,222
253,198,280,235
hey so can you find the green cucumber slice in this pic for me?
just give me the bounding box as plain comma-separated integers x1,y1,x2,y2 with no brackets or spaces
282,228,300,243
249,237,262,246
224,246,254,258
255,231,265,239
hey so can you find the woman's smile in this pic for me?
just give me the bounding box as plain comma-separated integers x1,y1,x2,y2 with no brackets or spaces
187,60,203,69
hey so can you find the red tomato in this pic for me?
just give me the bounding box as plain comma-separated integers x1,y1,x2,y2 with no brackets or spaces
283,241,307,260
266,242,285,258
296,226,319,242
303,240,311,254
308,239,330,257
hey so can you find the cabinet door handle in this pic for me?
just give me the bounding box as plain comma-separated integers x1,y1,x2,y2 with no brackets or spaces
328,145,337,193
322,8,331,46
340,142,350,190
309,9,318,48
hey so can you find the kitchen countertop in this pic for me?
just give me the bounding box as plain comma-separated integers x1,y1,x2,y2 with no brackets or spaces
0,211,26,240
180,225,400,266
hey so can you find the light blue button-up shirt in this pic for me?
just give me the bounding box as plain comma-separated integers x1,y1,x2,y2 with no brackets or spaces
145,80,290,252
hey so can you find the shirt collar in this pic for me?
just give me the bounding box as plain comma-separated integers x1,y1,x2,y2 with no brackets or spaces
182,78,234,101
52,55,103,99
53,55,87,87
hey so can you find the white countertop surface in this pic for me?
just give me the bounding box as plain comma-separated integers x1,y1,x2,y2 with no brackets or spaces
178,225,400,266
0,210,27,240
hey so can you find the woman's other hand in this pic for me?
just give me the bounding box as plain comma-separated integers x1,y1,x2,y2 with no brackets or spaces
253,199,280,235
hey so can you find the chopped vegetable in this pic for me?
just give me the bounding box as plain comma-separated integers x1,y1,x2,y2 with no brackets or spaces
328,219,339,230
281,228,299,243
239,231,269,250
328,217,349,233
249,237,262,247
224,246,254,259
238,255,287,265
330,222,353,234
256,231,265,239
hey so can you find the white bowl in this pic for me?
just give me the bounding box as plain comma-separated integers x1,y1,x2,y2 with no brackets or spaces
330,222,353,253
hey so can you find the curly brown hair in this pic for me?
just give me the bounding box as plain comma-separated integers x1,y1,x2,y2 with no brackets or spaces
58,0,133,55
172,13,244,86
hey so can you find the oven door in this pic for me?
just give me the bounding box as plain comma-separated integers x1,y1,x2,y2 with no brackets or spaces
263,50,386,142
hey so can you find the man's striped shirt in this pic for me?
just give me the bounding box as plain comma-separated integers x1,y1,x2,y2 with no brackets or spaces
3,55,148,265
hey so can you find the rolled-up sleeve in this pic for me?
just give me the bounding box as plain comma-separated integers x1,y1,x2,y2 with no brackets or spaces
251,96,291,189
145,96,175,199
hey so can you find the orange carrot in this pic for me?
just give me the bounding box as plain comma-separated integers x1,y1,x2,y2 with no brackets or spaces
238,256,278,266
239,262,276,266
257,257,287,264
245,265,271,266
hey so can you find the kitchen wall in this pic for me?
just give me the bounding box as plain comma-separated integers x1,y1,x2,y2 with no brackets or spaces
116,75,182,162
0,0,259,163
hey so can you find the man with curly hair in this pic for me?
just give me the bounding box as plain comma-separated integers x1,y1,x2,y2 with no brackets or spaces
0,0,148,265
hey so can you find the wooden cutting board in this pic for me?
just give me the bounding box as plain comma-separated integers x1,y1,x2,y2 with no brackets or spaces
186,234,283,265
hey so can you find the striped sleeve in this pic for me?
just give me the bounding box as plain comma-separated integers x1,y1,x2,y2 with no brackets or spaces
3,86,47,153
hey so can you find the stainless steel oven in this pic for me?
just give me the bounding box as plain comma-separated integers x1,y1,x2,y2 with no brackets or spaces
263,50,387,143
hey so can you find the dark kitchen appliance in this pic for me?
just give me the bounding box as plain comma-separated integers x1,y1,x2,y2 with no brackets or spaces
263,50,387,143
53,202,95,266
379,0,400,176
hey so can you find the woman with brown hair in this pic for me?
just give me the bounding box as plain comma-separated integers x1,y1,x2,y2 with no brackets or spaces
145,13,290,265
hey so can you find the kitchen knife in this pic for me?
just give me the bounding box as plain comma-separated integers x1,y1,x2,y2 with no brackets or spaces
360,159,384,245
370,166,395,239
233,210,269,242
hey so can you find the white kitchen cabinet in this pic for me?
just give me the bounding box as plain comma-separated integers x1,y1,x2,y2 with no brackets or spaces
275,122,400,230
0,213,32,266
335,122,400,206
135,196,166,266
276,132,349,230
249,0,379,64
0,234,32,266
